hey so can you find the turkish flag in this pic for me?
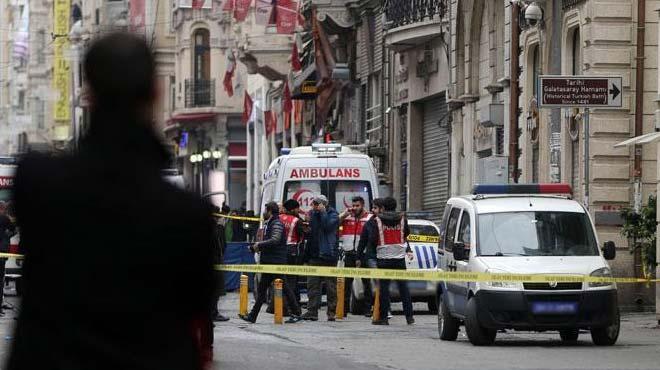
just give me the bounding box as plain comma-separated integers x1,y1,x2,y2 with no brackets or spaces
291,41,301,71
283,82,292,113
222,0,234,11
276,4,297,34
223,57,235,98
242,91,253,125
264,110,277,136
234,0,250,21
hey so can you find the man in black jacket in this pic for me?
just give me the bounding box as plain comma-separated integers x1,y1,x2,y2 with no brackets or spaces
0,201,16,316
239,202,302,324
7,33,217,370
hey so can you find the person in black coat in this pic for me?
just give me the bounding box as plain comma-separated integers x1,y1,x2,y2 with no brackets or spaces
6,33,217,370
239,202,302,324
0,201,17,316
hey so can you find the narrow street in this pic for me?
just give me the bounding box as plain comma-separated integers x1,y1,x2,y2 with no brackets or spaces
213,293,660,370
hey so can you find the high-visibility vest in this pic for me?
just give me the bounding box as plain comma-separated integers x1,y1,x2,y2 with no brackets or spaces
279,213,302,245
375,217,406,259
339,212,372,251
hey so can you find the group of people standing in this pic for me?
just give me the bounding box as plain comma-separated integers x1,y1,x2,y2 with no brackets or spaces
239,195,415,326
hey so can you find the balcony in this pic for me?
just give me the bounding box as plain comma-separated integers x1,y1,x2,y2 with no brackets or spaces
384,0,447,51
185,79,215,108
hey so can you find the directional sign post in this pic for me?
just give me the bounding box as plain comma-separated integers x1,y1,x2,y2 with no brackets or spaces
538,75,622,108
537,75,622,211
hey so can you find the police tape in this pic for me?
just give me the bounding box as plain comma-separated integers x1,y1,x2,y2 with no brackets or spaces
213,213,262,222
407,234,440,243
215,264,660,284
0,253,23,259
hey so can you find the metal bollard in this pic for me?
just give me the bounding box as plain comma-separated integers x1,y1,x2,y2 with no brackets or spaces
336,277,345,320
372,285,380,322
273,279,283,324
239,274,248,316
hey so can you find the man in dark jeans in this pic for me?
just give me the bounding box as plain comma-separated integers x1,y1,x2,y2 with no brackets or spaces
361,197,414,325
301,195,339,322
356,198,385,316
239,202,302,324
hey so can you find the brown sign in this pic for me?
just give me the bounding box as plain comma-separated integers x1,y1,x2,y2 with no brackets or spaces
539,76,622,108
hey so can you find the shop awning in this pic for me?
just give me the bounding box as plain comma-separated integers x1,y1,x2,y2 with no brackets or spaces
167,112,217,125
614,132,660,147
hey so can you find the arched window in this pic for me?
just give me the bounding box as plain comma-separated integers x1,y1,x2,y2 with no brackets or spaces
193,28,210,81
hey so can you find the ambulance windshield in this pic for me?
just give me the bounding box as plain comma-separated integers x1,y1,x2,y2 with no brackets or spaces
284,180,372,214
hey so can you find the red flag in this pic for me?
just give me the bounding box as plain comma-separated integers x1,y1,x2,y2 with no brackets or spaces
294,100,303,126
234,0,250,21
222,0,234,11
283,82,292,113
242,91,253,125
223,54,236,97
284,110,291,130
264,110,276,136
276,3,297,34
291,41,301,71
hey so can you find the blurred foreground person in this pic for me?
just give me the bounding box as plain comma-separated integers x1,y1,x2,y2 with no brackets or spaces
7,33,216,370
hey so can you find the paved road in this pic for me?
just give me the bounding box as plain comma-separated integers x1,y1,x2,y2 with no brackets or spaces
0,292,658,370
213,292,660,370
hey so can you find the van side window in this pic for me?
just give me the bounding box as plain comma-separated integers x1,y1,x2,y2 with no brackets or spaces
444,208,461,252
438,206,452,247
458,212,471,249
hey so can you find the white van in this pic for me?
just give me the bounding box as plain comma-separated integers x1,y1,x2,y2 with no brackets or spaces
260,143,380,217
437,184,619,346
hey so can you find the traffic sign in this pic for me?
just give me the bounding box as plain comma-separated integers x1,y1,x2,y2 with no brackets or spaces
538,76,622,108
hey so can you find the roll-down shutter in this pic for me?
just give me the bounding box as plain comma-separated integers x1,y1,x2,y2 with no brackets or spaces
422,94,450,223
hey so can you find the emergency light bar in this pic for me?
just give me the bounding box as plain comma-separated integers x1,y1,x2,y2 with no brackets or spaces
312,143,342,153
472,184,573,195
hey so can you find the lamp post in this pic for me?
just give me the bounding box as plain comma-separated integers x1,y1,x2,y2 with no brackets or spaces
190,148,223,195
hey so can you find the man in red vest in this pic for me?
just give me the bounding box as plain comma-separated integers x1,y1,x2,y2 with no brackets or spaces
361,197,413,325
280,199,305,303
338,196,372,314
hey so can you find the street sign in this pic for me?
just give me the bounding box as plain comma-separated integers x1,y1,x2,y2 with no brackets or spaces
538,76,622,108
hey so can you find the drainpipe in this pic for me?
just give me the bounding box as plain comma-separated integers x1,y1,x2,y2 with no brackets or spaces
634,0,646,213
509,2,520,183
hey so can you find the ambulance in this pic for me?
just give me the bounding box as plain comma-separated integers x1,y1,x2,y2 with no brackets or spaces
259,143,380,217
0,160,21,294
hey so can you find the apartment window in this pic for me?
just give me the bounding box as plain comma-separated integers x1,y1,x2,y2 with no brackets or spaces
95,8,100,25
193,29,210,81
532,144,540,183
17,91,26,113
170,76,176,111
37,30,46,64
35,99,45,129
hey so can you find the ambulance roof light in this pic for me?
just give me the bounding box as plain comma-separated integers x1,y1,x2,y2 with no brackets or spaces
311,143,342,154
472,184,573,196
280,148,292,155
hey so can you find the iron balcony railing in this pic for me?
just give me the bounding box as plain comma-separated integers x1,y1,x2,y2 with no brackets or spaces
385,0,447,29
185,79,215,108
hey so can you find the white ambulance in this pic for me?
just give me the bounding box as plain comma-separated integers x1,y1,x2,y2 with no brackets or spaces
260,143,380,217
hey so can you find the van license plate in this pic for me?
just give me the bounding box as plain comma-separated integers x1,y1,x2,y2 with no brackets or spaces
531,302,578,315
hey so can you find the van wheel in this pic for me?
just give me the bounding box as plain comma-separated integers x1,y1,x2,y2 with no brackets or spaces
465,297,496,346
591,309,620,346
559,329,579,343
427,296,439,314
438,295,459,341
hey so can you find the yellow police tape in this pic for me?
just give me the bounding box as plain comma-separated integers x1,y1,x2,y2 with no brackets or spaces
213,213,262,222
3,250,655,284
407,234,440,243
216,264,660,284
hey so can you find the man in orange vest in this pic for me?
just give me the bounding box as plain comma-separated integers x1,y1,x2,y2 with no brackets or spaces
362,197,413,325
338,196,372,314
280,199,305,303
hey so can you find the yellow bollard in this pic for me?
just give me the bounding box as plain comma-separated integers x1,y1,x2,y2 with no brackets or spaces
336,277,345,320
273,279,283,324
372,285,380,322
239,274,248,316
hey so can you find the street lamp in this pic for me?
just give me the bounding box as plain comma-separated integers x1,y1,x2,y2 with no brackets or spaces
203,150,211,159
212,149,222,159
